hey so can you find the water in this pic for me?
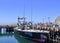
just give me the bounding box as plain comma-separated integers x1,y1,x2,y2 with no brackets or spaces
0,34,18,43
0,28,58,43
0,28,36,43
0,33,37,43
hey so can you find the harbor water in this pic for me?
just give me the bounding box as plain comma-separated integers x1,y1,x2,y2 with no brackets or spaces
0,28,57,43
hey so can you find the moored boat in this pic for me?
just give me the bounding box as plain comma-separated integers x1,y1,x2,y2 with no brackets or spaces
14,17,50,42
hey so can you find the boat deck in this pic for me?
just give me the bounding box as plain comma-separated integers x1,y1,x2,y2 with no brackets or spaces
15,28,49,33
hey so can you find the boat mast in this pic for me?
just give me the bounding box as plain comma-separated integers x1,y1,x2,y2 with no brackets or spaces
29,0,32,24
23,0,25,24
17,0,26,25
30,0,34,29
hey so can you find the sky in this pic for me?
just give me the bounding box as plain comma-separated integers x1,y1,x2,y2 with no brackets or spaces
0,0,60,24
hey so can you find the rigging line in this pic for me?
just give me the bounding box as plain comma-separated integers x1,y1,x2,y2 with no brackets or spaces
31,0,32,22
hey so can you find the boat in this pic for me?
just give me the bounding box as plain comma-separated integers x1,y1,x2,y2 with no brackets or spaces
14,17,50,42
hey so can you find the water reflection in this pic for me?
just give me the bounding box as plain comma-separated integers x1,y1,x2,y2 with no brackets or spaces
1,28,6,34
0,31,36,43
14,33,36,43
0,33,18,43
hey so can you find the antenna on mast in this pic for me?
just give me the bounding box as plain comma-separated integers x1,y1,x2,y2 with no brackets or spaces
48,17,50,24
43,17,44,23
43,17,45,23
